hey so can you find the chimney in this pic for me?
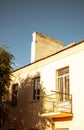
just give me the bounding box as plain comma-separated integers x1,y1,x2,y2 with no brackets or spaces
31,32,63,63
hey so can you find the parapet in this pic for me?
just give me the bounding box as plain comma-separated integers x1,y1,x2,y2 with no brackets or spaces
31,32,64,62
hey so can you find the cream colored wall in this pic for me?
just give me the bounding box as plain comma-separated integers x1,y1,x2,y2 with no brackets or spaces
68,51,84,130
31,32,63,62
55,121,72,129
54,50,84,130
7,41,84,130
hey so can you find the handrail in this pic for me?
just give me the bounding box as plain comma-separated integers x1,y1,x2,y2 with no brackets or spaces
51,90,72,97
40,91,72,114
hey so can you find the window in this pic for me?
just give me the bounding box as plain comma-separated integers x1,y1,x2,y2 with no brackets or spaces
32,77,40,101
57,67,69,101
11,83,18,106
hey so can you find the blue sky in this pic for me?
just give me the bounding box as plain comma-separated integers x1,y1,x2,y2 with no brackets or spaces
0,0,84,70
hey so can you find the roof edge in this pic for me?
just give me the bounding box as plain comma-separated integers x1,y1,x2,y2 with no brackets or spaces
12,40,84,73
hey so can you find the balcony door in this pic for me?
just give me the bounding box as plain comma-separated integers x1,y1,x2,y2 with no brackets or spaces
57,67,69,101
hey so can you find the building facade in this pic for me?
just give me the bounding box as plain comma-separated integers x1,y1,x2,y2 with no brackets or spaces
3,32,84,130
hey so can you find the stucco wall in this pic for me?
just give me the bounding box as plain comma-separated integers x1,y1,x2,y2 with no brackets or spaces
31,32,63,62
4,41,84,130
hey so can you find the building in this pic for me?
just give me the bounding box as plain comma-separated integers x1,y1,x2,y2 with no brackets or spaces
3,32,84,130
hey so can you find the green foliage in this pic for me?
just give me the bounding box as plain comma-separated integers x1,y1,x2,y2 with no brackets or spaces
0,46,14,127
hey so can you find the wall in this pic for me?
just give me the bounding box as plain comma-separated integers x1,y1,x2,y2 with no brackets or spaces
31,32,63,62
4,41,84,130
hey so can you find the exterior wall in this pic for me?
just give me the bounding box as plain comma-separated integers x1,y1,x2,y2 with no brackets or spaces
31,32,63,62
3,41,84,130
54,50,84,130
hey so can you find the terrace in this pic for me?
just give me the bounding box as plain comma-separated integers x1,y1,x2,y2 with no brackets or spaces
41,91,73,121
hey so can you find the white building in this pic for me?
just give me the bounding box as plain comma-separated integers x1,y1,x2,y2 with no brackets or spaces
4,32,84,130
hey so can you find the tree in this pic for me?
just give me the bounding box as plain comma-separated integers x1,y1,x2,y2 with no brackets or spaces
0,46,14,128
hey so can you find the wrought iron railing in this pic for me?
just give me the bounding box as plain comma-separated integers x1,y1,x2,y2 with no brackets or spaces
41,91,72,114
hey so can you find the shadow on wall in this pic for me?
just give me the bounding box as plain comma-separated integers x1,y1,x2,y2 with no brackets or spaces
7,73,52,130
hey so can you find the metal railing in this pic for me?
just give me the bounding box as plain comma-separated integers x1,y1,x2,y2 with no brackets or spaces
41,91,72,114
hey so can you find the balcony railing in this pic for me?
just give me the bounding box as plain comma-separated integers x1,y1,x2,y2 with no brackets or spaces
41,91,72,117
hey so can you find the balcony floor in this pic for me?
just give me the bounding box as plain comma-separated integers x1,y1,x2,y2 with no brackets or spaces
41,112,73,121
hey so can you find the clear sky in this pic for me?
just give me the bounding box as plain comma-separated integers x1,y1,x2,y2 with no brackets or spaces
0,0,84,70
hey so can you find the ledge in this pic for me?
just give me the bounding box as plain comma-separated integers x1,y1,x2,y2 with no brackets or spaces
41,112,73,121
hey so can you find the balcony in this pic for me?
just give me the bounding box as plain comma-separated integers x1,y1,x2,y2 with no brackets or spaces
41,91,73,121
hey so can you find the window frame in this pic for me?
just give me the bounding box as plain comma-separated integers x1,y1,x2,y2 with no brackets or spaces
11,83,18,106
57,67,70,101
32,77,40,101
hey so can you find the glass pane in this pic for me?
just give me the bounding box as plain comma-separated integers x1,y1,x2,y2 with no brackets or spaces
35,77,40,89
57,67,69,101
37,89,40,100
58,77,63,101
33,90,36,100
33,77,40,100
65,75,69,100
58,67,69,76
